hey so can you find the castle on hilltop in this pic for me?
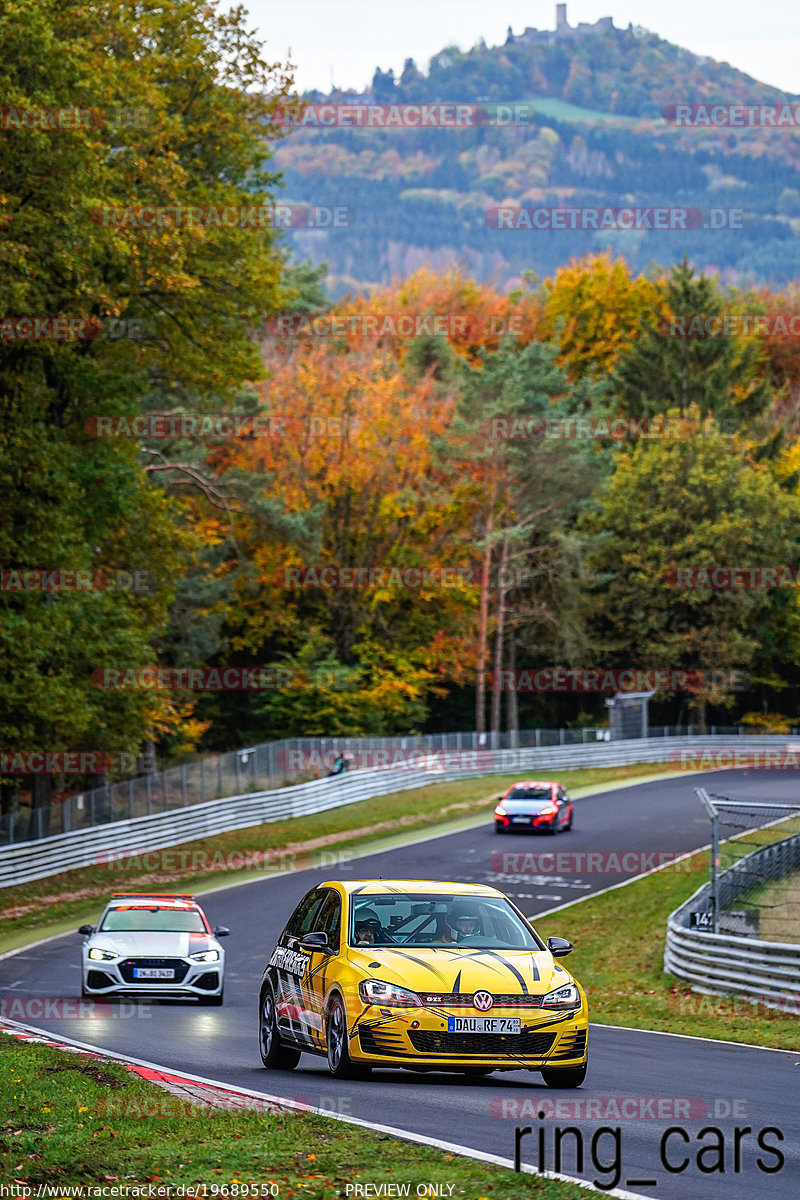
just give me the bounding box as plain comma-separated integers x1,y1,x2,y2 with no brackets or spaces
508,4,629,45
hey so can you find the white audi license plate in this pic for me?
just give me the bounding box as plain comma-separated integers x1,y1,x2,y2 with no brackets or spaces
447,1017,521,1033
133,968,174,979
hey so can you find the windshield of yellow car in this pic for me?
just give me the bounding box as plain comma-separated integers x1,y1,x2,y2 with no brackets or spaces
349,893,545,949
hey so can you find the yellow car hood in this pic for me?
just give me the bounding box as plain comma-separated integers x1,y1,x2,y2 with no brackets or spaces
346,944,568,996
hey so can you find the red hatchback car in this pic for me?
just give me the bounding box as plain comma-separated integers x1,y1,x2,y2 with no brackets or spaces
494,780,574,834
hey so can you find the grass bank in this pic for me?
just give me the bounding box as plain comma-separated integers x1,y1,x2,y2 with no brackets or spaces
0,1033,586,1198
535,819,800,1051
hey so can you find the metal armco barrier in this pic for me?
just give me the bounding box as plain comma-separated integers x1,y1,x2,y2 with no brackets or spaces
664,830,800,1009
4,734,800,888
7,721,788,847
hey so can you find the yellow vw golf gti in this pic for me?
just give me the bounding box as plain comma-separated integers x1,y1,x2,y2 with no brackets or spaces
258,879,588,1084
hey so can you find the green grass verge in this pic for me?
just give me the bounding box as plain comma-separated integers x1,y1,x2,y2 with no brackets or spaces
746,868,800,943
1,763,679,955
535,819,800,1051
0,1034,587,1197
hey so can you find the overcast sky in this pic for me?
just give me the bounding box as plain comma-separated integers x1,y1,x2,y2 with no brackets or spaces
251,0,800,97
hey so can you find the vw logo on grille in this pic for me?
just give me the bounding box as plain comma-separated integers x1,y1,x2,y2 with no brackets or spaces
473,990,493,1012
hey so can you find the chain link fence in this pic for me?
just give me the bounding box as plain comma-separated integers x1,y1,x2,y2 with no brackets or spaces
1,727,616,845
3,722,796,846
697,789,800,941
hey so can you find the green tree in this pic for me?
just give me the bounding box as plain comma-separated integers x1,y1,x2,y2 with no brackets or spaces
583,407,800,728
453,340,611,736
614,260,771,429
0,0,293,828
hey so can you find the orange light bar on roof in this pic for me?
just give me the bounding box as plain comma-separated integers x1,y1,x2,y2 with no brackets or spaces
111,892,196,899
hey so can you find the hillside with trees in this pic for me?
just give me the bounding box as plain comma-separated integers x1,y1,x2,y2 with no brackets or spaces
274,16,800,291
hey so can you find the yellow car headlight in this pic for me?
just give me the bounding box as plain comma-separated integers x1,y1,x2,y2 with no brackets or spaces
359,979,420,1007
541,982,580,1008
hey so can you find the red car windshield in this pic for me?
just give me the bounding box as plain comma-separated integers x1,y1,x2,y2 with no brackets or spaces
507,787,552,800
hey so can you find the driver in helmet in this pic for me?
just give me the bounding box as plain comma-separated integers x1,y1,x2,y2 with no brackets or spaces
353,906,383,945
443,902,481,943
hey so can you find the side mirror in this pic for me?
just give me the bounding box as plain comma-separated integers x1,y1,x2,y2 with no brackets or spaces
495,794,504,802
78,924,94,935
213,925,230,937
547,936,573,958
300,931,334,954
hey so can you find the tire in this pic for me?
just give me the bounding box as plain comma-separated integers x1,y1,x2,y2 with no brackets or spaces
326,994,370,1079
259,986,301,1070
495,824,505,834
541,1063,587,1089
199,989,224,1006
565,812,573,831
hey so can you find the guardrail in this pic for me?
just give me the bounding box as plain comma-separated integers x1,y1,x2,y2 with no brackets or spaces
2,727,612,845
5,733,800,889
664,831,800,1009
7,721,793,846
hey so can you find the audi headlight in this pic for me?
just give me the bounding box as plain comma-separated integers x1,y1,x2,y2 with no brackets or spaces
495,806,507,816
189,949,220,963
88,948,117,961
359,979,420,1007
541,982,580,1009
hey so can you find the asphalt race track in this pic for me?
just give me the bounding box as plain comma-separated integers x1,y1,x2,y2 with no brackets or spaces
3,770,800,1198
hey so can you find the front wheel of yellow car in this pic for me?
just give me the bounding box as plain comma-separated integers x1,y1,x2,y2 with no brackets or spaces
326,995,371,1079
541,1063,587,1088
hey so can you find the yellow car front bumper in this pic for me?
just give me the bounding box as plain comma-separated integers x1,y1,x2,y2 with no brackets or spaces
348,1003,588,1070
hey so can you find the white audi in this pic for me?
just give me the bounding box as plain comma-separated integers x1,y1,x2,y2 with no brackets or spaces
79,893,229,1005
